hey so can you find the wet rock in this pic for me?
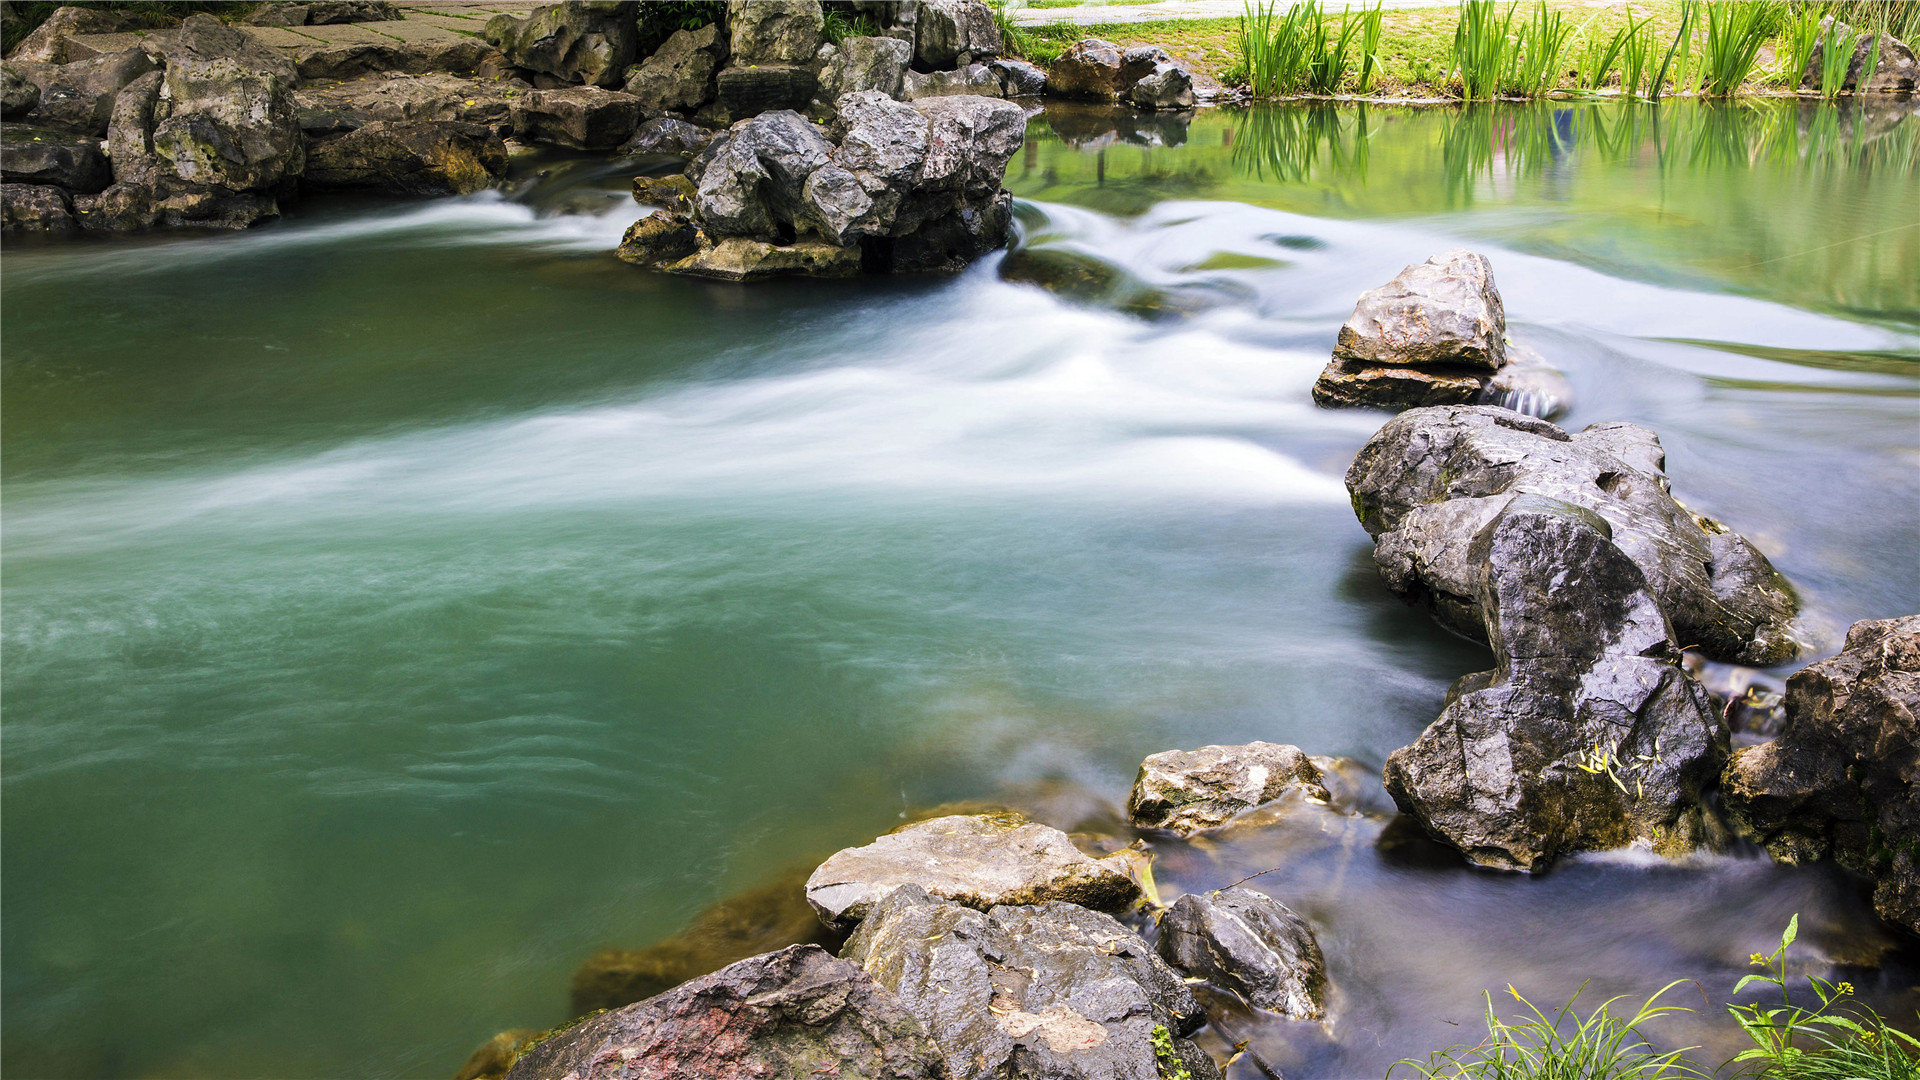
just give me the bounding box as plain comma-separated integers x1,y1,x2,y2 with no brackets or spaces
2,60,39,118
1346,405,1801,666
889,93,1022,269
1129,742,1334,836
0,182,76,233
14,49,154,136
714,62,818,118
695,108,832,234
804,812,1139,931
73,179,279,231
141,15,305,193
676,236,863,280
623,22,724,114
728,0,826,66
843,885,1220,1080
1158,887,1327,1019
913,0,1001,71
303,120,507,195
1478,355,1572,421
903,62,1002,100
451,1029,537,1080
506,944,947,1080
6,6,133,64
0,124,110,192
1381,495,1728,872
1722,616,1920,936
1800,18,1919,94
484,0,638,88
619,115,718,156
614,208,705,266
510,85,644,149
1313,250,1508,410
631,172,694,210
816,34,912,104
1048,38,1124,101
293,74,517,135
991,57,1047,97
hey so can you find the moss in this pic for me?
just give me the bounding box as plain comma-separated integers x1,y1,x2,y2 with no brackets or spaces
1152,1023,1195,1080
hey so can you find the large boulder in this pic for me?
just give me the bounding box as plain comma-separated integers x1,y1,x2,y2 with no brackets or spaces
0,124,110,192
1382,496,1728,872
505,944,948,1080
2,59,39,118
142,15,305,193
804,812,1139,931
0,183,76,233
484,0,638,88
303,120,507,195
816,34,913,104
13,49,154,135
509,85,644,149
1800,18,1919,93
623,22,724,114
843,886,1221,1080
293,74,517,135
1047,38,1124,101
1722,616,1919,936
694,108,833,235
6,5,133,64
1158,888,1327,1019
913,0,1001,70
1314,250,1509,410
1128,742,1335,836
727,0,826,66
619,115,719,157
1347,406,1800,666
73,179,279,231
715,62,818,117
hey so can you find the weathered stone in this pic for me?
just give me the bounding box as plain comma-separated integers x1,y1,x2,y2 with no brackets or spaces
104,69,162,184
1118,45,1173,87
816,34,912,104
1313,250,1508,409
620,115,718,156
73,179,279,231
1,59,39,118
1129,742,1334,836
913,0,1001,70
715,62,816,117
673,236,860,280
623,22,723,114
6,6,132,64
1723,616,1920,936
146,15,304,192
1800,18,1919,93
694,108,833,235
1382,495,1728,872
14,48,153,135
630,171,695,210
303,120,507,195
506,944,947,1080
727,0,826,66
293,74,516,135
991,57,1047,96
293,38,502,84
245,1,400,26
1346,405,1802,666
616,210,704,265
902,62,1002,99
1126,53,1195,111
1048,38,1124,101
1158,887,1327,1019
804,812,1139,930
1313,359,1488,409
484,0,638,88
0,123,109,191
844,886,1220,1080
0,183,76,233
510,85,643,149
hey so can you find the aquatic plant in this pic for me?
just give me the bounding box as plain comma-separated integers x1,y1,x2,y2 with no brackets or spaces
1390,980,1702,1080
1305,5,1365,94
1620,14,1657,98
1453,0,1521,100
1700,0,1780,96
1645,1,1699,100
1775,5,1825,86
1507,1,1574,98
1573,12,1638,91
1238,1,1320,95
1356,2,1386,93
1816,16,1859,96
1726,915,1920,1080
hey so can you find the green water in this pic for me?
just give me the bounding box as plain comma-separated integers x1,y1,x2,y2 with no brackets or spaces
3,99,1916,1078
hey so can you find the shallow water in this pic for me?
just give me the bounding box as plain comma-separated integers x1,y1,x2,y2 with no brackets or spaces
2,99,1916,1079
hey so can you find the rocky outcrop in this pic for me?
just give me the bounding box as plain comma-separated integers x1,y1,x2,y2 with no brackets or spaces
1314,250,1510,410
620,116,719,157
1,125,110,192
623,22,724,114
803,812,1138,931
6,5,135,64
1801,18,1919,93
816,34,912,104
294,74,517,135
1381,495,1728,872
505,944,948,1080
1346,406,1800,666
1128,742,1335,836
913,0,1001,71
1722,616,1919,936
0,183,76,233
303,120,507,195
509,85,644,149
1158,888,1327,1019
844,885,1221,1080
484,0,638,88
727,0,825,66
11,49,155,135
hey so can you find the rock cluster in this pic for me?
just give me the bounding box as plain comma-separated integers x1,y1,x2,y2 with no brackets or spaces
1313,250,1516,410
1047,39,1196,110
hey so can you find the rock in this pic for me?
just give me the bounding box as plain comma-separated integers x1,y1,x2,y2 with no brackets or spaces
991,57,1047,97
144,15,305,193
1313,250,1508,410
1478,355,1572,420
889,93,1022,270
619,115,718,156
1158,888,1327,1019
484,0,638,88
694,108,833,234
902,62,1002,100
14,49,156,136
1800,18,1919,93
303,120,507,195
6,6,132,64
631,172,694,211
674,236,861,280
451,1029,538,1080
913,0,1001,71
804,812,1139,931
998,243,1197,320
510,85,644,149
0,124,110,191
245,1,400,26
2,59,39,118
104,69,163,184
844,886,1220,1080
1129,742,1334,836
727,0,825,66
73,179,279,231
506,944,947,1080
1346,405,1802,666
616,211,705,264
293,74,517,135
1722,616,1920,936
293,38,503,84
1382,495,1728,872
1125,52,1195,111
623,22,724,114
815,34,912,104
1048,38,1125,102
0,183,76,233
714,62,817,118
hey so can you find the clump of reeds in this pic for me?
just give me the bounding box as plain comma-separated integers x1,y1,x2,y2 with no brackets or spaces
1700,0,1779,95
1239,1,1385,97
1391,980,1701,1080
1451,0,1576,100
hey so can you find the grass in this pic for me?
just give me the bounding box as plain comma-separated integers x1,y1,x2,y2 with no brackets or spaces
1391,980,1701,1080
821,6,880,45
1725,915,1920,1080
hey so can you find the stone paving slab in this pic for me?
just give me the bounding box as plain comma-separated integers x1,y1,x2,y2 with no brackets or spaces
1010,0,1451,25
63,2,539,70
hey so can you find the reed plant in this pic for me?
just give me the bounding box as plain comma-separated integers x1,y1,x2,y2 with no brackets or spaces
1574,12,1637,91
1816,16,1858,96
1508,1,1573,97
1453,0,1521,100
1305,7,1364,94
1700,0,1780,96
1620,14,1655,97
1240,1,1382,97
1355,2,1386,93
1775,5,1825,85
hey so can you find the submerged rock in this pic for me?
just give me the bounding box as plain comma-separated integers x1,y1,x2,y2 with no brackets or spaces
1314,250,1508,410
451,1029,538,1080
1158,887,1327,1019
303,120,507,195
1723,616,1920,936
484,0,639,88
1382,495,1728,872
804,812,1139,931
506,944,947,1080
843,885,1220,1080
1128,742,1335,836
1346,405,1800,666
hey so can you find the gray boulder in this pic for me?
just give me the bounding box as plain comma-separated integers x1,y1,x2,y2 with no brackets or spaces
0,183,76,233
1048,38,1124,101
1129,742,1334,836
914,0,1002,70
0,124,110,192
695,108,833,234
804,812,1139,931
991,57,1047,96
844,886,1221,1080
728,0,826,66
303,120,507,194
619,115,719,156
715,62,818,118
1346,405,1801,666
1158,888,1327,1019
903,62,1002,100
504,944,947,1080
2,60,39,119
6,5,133,64
484,0,638,88
510,85,644,149
142,15,305,193
805,89,927,240
1382,495,1729,872
623,22,724,114
1723,616,1920,936
1127,55,1195,110
1314,250,1508,410
293,74,517,135
13,49,153,135
890,93,1023,270
817,34,912,103
1800,18,1919,93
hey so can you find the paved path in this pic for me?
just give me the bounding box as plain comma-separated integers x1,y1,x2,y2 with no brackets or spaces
1009,0,1454,26
67,0,545,65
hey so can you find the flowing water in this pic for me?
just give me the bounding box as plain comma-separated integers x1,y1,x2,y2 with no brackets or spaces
3,99,1917,1079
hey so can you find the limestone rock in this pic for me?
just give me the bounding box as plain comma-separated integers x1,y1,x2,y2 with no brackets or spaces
623,22,724,114
1346,405,1802,666
1382,496,1728,872
1800,18,1919,93
505,944,947,1080
1048,38,1124,101
1129,742,1334,836
510,85,644,149
804,812,1139,930
6,6,133,64
816,34,912,104
728,0,826,66
913,0,1001,70
293,38,503,84
73,179,279,231
1313,250,1507,409
293,74,517,135
0,183,76,233
0,124,109,192
1,59,39,118
843,886,1220,1080
1723,616,1920,936
902,62,1002,100
484,0,637,88
1158,887,1327,1019
715,62,817,117
14,48,154,136
145,15,305,192
619,115,718,156
303,120,507,195
991,57,1047,96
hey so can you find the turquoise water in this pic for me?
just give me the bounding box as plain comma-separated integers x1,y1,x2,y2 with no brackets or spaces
3,99,1917,1078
